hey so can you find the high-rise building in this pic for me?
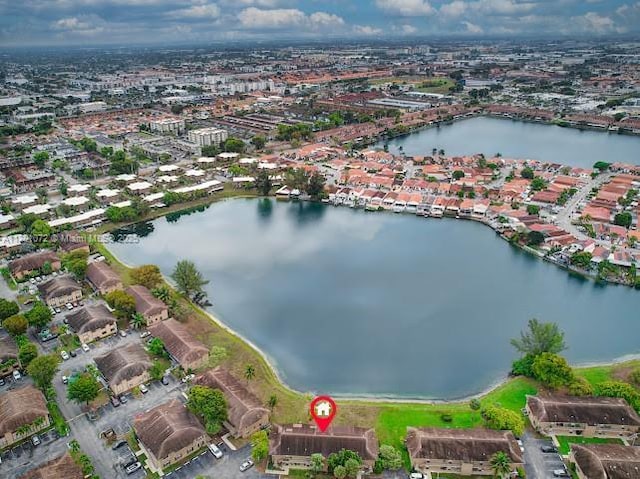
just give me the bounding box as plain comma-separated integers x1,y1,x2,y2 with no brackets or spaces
187,127,228,147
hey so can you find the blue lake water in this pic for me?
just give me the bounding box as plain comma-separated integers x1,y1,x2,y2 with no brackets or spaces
108,199,640,399
376,116,640,167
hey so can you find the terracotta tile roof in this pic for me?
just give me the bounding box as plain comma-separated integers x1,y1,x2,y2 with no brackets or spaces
18,453,83,479
0,385,48,436
133,399,206,461
148,318,208,367
527,394,640,427
95,343,151,385
195,367,269,433
269,424,378,460
406,427,523,464
571,444,640,479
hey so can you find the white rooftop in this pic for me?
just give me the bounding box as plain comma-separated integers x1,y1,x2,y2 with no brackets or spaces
127,181,153,191
62,196,90,206
239,157,258,164
184,169,205,177
23,204,52,215
115,174,137,182
172,180,222,194
217,152,239,159
144,192,165,202
67,183,91,193
111,200,132,208
48,208,105,228
156,175,179,183
12,194,38,205
197,157,216,164
96,189,120,198
232,176,255,183
158,164,180,172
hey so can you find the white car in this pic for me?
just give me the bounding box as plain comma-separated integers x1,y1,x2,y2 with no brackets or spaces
139,384,148,394
409,474,424,479
181,373,195,383
140,331,150,339
239,459,254,472
60,350,70,361
208,443,223,459
81,343,90,352
12,370,21,380
65,303,73,310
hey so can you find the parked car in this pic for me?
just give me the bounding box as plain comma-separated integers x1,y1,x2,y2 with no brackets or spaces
541,445,558,453
181,373,195,383
29,278,36,284
553,468,569,477
208,443,223,459
12,370,21,380
110,396,120,407
55,307,61,314
517,439,524,452
112,440,127,450
0,378,5,386
31,435,41,446
69,350,77,358
65,303,73,310
239,459,254,472
139,384,148,394
82,343,90,352
119,395,128,404
62,375,68,384
119,330,127,337
124,462,141,475
140,331,150,338
409,474,424,479
60,351,70,361
161,376,170,385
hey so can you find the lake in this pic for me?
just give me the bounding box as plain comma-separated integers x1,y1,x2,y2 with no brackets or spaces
377,116,640,167
108,199,640,400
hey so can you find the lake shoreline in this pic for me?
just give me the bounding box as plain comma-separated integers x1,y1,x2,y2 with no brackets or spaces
102,196,640,405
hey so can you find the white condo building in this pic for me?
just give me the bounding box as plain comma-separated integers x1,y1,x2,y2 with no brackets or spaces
149,118,186,135
187,127,228,147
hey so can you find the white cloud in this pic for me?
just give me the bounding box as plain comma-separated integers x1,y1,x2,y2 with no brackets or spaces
463,21,483,33
440,0,466,17
308,12,344,27
354,25,383,35
375,0,434,16
170,3,221,19
578,12,615,33
53,17,90,30
237,7,344,30
471,0,536,15
234,0,286,6
398,24,417,34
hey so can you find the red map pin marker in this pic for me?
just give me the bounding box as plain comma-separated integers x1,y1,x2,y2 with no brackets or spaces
310,396,337,432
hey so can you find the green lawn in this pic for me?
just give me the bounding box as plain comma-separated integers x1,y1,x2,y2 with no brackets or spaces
575,360,640,387
556,435,624,455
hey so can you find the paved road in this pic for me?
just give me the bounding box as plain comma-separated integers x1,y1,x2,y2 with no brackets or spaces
522,431,568,479
166,444,268,479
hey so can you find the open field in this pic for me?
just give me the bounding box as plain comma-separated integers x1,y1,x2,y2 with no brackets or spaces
368,76,455,94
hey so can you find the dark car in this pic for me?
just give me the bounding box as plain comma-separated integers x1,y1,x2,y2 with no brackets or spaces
161,375,170,385
69,350,77,358
119,395,128,404
541,445,558,453
112,439,127,450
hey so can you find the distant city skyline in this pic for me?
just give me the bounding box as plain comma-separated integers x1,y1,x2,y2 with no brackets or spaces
1,0,640,47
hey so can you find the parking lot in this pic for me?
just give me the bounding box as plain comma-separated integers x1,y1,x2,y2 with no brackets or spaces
165,444,269,479
0,428,69,478
522,431,569,479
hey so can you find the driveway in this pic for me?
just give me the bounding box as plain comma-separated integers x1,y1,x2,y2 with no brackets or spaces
522,431,567,479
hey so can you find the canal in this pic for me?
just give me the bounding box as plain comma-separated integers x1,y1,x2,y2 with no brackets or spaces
108,199,640,399
377,116,640,167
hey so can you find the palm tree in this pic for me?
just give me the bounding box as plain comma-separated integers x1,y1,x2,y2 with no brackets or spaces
490,451,512,478
244,364,256,383
267,395,278,410
131,312,146,329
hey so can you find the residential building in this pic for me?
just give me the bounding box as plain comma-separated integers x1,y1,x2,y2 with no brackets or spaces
406,427,524,477
125,284,168,325
0,385,50,448
187,127,228,147
0,333,19,378
526,394,640,438
95,343,152,395
9,251,60,280
148,318,208,371
66,304,117,344
570,444,640,479
269,424,379,472
149,118,185,135
133,399,208,472
18,452,84,479
37,276,82,307
194,367,269,438
86,261,123,295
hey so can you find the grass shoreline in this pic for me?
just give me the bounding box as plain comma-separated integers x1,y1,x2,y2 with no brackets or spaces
92,190,640,454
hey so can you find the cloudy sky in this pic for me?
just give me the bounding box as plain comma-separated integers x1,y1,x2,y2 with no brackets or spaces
1,0,639,47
